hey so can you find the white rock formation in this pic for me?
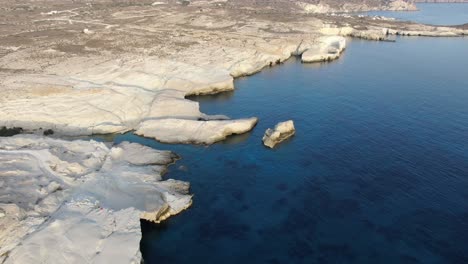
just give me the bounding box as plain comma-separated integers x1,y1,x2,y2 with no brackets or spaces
387,0,418,11
0,135,192,264
262,120,296,148
297,2,332,13
301,36,347,63
387,27,466,37
320,27,388,41
0,2,467,263
320,26,356,36
320,24,466,41
1,2,465,145
348,29,389,41
0,57,240,138
136,117,258,144
297,0,417,13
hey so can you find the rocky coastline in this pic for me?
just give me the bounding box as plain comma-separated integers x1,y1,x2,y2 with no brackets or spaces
0,0,467,263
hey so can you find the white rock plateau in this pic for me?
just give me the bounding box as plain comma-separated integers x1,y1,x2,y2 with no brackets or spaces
262,120,296,148
0,135,192,264
136,117,258,144
301,36,347,63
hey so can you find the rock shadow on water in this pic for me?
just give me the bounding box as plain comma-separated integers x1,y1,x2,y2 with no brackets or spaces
220,130,253,145
140,219,178,263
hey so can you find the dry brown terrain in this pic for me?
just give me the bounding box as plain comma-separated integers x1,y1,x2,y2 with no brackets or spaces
0,0,441,69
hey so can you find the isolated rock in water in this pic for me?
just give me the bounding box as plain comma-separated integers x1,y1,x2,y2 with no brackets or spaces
302,36,346,63
0,135,192,264
263,120,295,148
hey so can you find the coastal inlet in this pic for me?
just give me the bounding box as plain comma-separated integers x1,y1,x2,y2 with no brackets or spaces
136,36,468,263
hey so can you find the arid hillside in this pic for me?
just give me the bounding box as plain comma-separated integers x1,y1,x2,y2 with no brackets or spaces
170,0,417,12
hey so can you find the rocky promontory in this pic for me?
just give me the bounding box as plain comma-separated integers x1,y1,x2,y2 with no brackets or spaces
0,136,191,263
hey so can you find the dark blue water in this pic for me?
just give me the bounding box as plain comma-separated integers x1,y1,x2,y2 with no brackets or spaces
363,3,468,25
111,37,468,263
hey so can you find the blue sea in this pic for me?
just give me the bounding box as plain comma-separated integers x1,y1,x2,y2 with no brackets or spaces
363,3,468,25
98,6,468,262
108,35,468,264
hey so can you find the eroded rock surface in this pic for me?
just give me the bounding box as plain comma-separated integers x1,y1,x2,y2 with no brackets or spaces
298,0,416,13
0,1,465,144
301,36,347,63
0,135,191,264
136,117,258,144
263,120,296,148
1,1,467,263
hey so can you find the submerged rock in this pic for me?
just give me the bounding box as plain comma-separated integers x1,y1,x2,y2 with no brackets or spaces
262,120,295,148
0,135,192,264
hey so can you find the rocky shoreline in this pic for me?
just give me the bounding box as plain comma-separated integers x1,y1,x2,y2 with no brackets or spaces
0,0,467,263
0,136,191,263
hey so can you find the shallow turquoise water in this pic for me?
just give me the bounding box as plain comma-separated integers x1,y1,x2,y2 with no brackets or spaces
106,36,468,263
363,3,468,25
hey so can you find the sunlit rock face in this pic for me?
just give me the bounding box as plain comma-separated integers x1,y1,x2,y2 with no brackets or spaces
136,117,258,144
0,0,465,144
262,120,296,148
301,36,347,63
0,1,467,263
221,0,417,13
0,135,192,264
0,58,236,137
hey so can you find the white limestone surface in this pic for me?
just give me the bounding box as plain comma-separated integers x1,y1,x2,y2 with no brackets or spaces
0,52,269,142
262,120,296,148
136,117,258,144
0,135,192,264
0,0,466,146
301,36,347,63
